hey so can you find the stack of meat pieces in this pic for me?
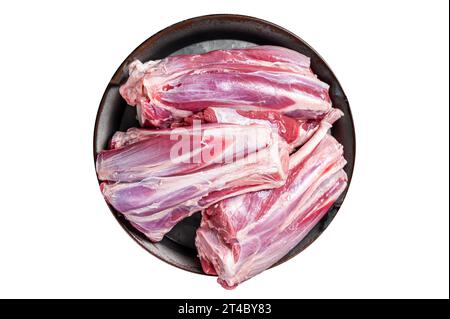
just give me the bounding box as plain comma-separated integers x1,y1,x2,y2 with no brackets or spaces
96,45,348,288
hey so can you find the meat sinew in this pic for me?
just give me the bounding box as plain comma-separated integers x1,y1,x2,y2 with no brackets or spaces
119,46,332,127
195,122,348,289
96,123,290,242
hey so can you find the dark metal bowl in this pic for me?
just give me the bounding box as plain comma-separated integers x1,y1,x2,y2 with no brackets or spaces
93,14,356,274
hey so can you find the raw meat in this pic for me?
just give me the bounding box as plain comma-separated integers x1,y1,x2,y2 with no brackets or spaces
195,122,348,289
184,106,344,149
96,123,290,242
119,46,332,127
184,107,301,145
98,123,271,182
110,107,343,153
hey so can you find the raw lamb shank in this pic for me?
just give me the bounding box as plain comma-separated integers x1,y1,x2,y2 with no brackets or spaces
119,46,332,127
196,122,348,288
96,123,289,242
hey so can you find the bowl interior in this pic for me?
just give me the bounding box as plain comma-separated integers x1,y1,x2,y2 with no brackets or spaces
94,15,355,274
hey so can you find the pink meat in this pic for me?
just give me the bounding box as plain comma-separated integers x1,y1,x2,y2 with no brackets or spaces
110,107,343,155
98,123,274,182
96,124,289,242
183,106,343,149
119,46,332,127
195,123,348,289
184,107,301,145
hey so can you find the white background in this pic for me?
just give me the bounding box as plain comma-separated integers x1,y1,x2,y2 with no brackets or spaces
0,0,448,299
